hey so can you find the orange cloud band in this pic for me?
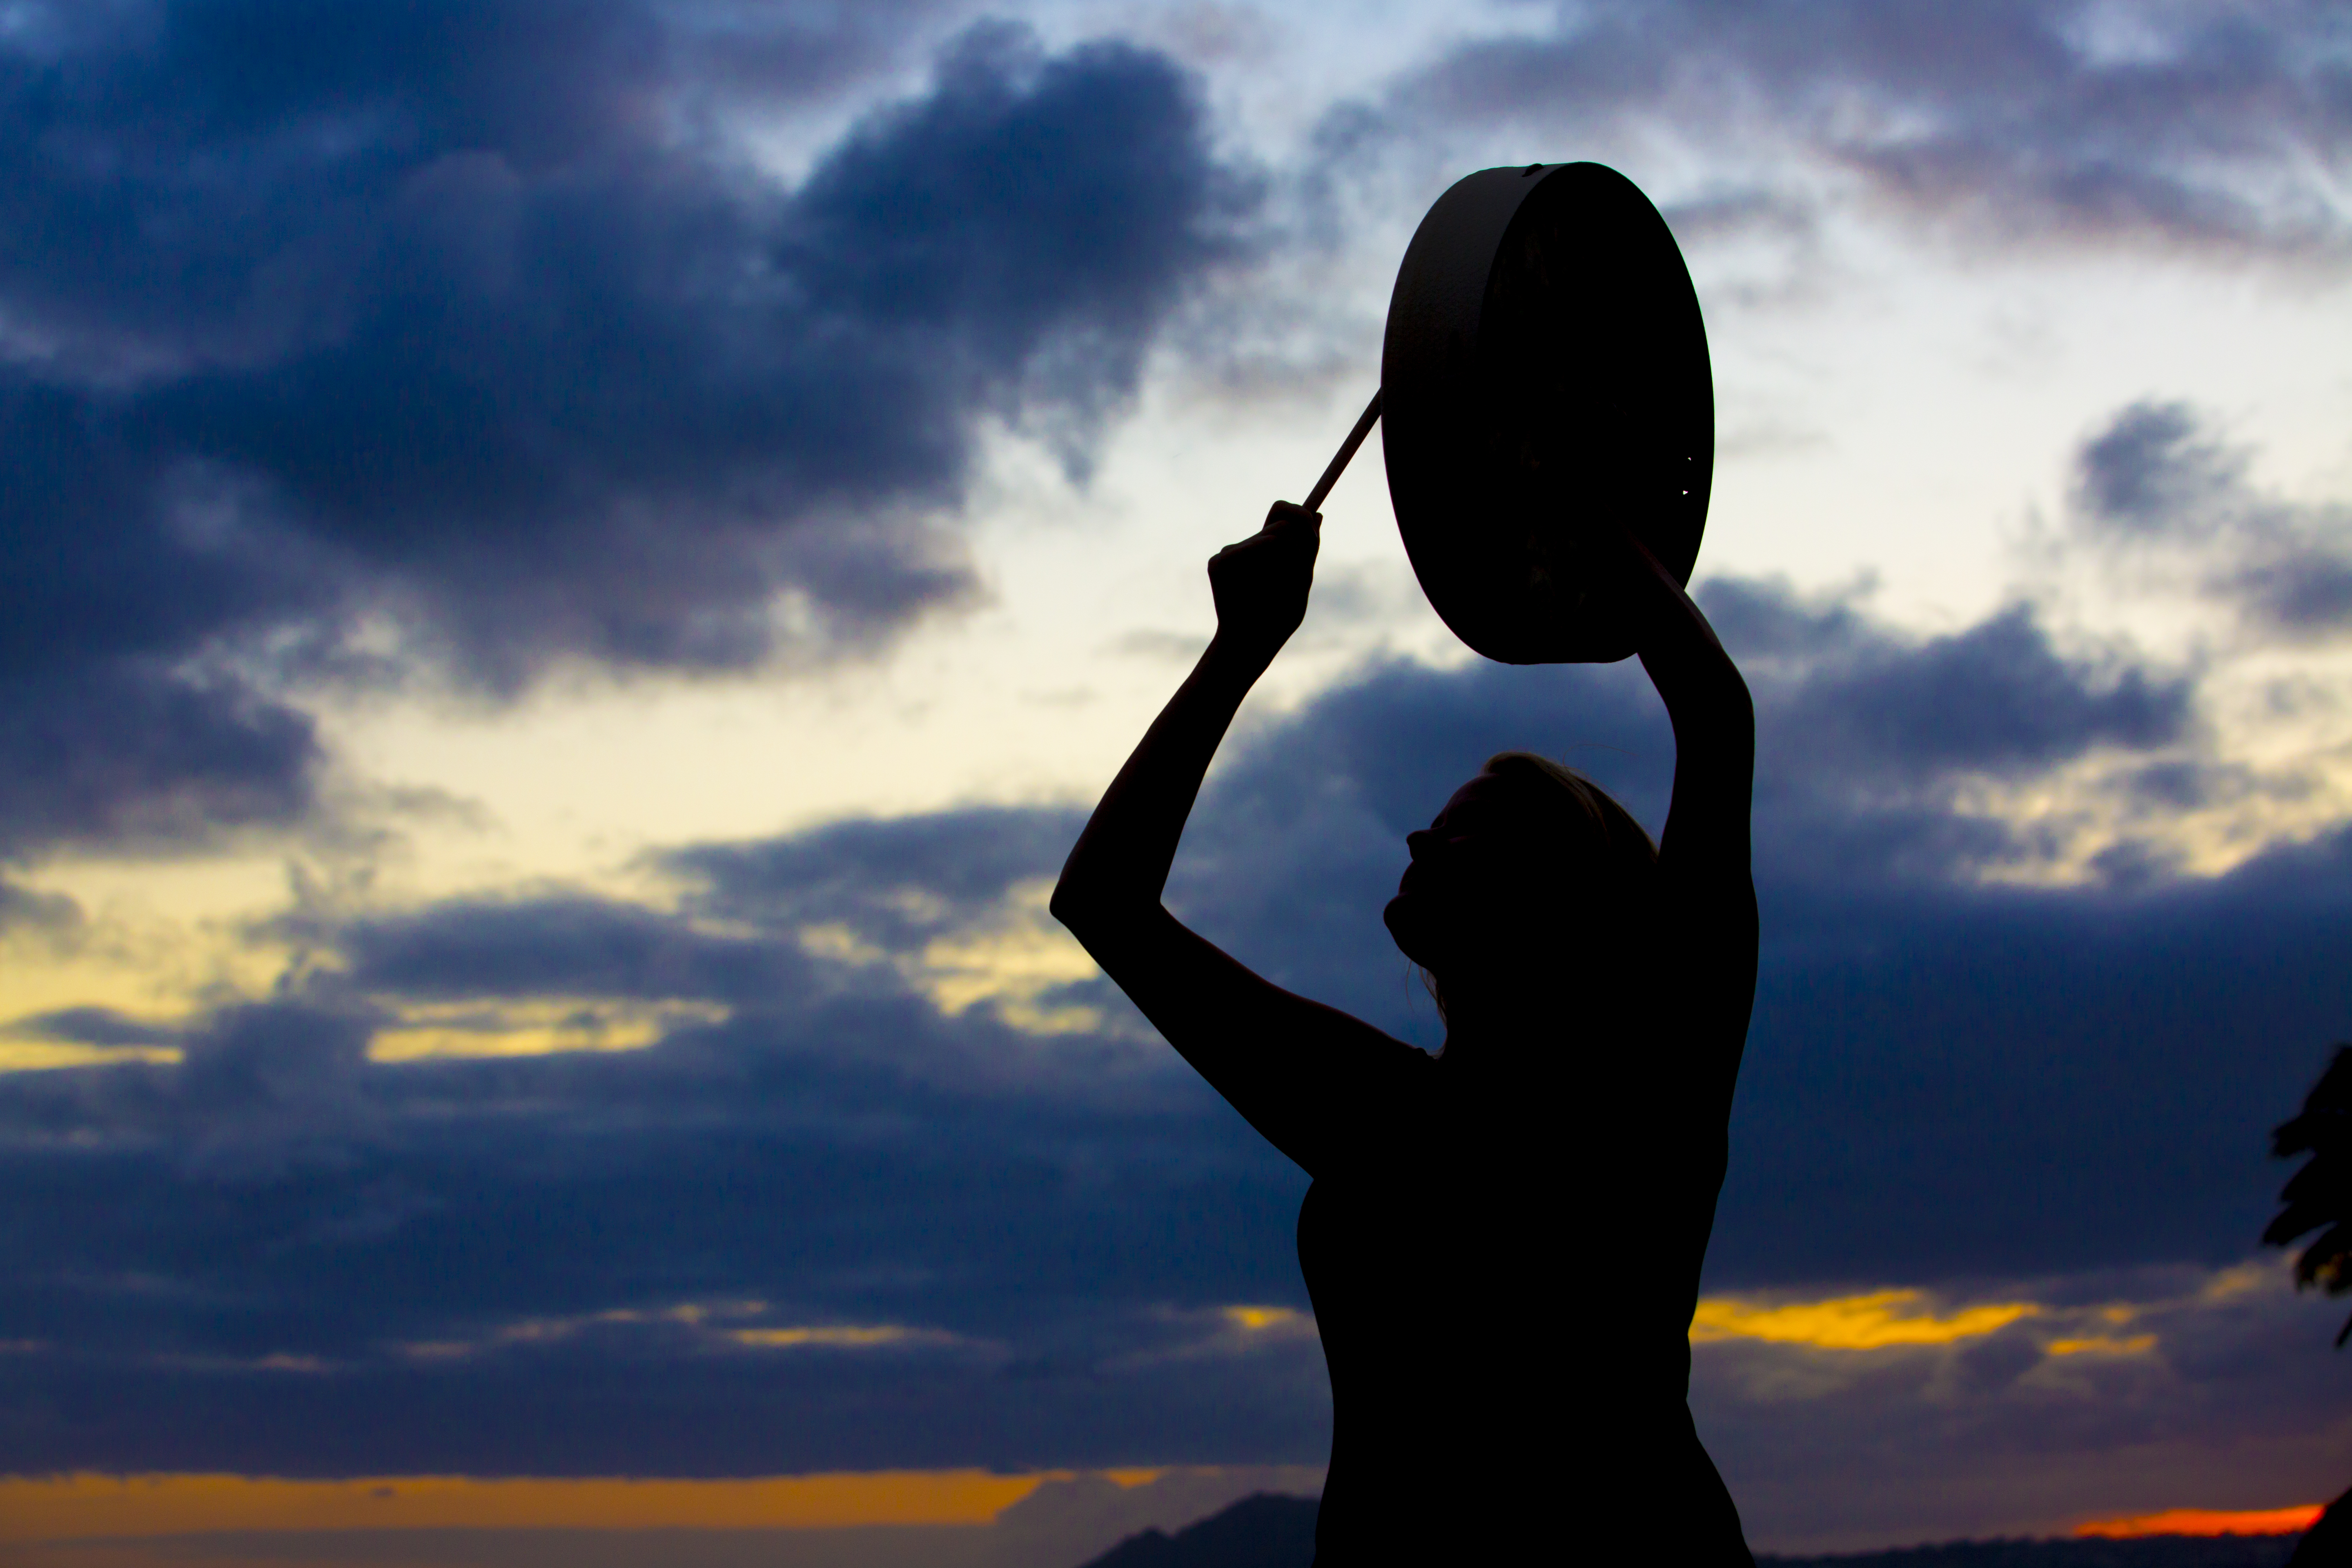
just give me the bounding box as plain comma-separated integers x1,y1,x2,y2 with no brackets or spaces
0,1470,1132,1541
1689,1289,2037,1349
2076,1505,2324,1539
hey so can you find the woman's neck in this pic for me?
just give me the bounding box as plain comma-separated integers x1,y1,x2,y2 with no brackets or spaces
1435,975,1552,1070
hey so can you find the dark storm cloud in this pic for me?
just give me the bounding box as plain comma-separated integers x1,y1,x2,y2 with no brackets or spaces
0,662,324,859
0,376,327,858
329,895,816,1005
2070,400,2352,637
5,1007,180,1048
1397,0,2350,261
1726,591,2189,780
0,991,1316,1473
0,0,1249,861
666,805,1092,950
306,806,1091,1020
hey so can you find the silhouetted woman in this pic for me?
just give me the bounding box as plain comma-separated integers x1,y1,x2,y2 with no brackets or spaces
1052,500,1757,1564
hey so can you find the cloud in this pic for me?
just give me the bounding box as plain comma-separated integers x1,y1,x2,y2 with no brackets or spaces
665,806,1094,952
1390,0,2351,263
0,2,1251,862
1695,1258,2352,1552
0,570,2341,1488
1139,587,2345,1294
0,786,1318,1474
1691,1289,2038,1350
1737,597,2189,781
4,1007,181,1049
328,894,815,1007
0,662,324,860
0,880,80,934
2069,399,2352,639
1168,575,2199,1035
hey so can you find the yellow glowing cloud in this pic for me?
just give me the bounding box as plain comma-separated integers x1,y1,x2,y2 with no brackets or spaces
791,881,1105,1034
1221,1305,1313,1335
394,1301,957,1362
365,998,728,1062
798,921,888,965
727,1325,958,1350
0,856,298,1051
0,957,173,1073
906,879,1103,1034
0,1040,182,1071
1690,1289,2037,1349
2046,1333,2158,1356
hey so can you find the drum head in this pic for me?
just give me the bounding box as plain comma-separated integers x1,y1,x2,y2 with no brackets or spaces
1381,163,1712,664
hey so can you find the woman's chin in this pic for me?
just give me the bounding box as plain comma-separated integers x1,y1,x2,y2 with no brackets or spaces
1383,895,1436,967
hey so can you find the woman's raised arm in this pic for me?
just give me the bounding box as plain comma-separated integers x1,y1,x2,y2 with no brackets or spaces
1052,502,1319,929
1619,532,1756,869
1053,503,1423,1174
1615,529,1759,1079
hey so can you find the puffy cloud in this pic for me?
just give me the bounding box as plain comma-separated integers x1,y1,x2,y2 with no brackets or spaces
0,661,323,859
1391,0,2350,262
0,2,1251,862
1735,596,2188,782
2070,400,2352,639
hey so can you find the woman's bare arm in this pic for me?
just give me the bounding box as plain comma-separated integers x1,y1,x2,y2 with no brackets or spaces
1615,530,1759,1071
1620,534,1755,866
1053,503,1422,1175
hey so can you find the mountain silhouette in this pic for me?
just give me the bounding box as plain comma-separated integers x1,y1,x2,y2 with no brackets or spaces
1760,1539,2301,1568
1073,1494,2305,1568
1074,1493,1319,1568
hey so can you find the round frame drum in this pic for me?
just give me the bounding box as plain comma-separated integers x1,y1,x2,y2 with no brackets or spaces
1380,163,1712,664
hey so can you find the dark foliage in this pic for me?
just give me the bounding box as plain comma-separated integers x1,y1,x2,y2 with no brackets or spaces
2265,1045,2352,1345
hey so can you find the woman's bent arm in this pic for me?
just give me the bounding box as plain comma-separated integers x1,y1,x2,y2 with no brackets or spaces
1053,503,1422,1174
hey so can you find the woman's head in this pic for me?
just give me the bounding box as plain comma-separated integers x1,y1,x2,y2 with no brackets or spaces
1382,752,1657,995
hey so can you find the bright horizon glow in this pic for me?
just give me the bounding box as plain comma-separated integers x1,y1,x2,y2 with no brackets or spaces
0,1470,1076,1537
2075,1505,2325,1539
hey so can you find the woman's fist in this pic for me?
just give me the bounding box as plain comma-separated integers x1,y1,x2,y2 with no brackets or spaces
1207,501,1321,662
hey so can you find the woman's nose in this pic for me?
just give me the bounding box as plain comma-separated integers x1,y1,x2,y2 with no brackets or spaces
1405,828,1431,858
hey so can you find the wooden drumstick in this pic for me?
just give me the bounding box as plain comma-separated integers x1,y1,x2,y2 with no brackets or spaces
1300,389,1383,514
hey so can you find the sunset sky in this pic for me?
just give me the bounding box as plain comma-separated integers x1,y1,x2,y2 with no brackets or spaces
3,0,2350,1562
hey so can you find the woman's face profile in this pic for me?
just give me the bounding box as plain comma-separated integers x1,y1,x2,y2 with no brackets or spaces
1383,770,1549,970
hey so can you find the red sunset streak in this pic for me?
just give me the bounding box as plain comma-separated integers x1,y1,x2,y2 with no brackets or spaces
2075,1504,2324,1539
